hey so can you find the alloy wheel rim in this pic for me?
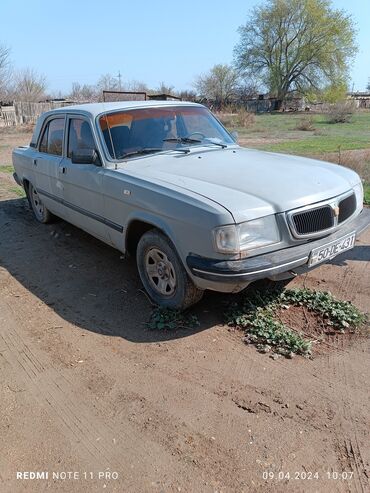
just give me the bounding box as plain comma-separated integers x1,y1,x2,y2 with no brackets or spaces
145,248,177,296
31,186,45,220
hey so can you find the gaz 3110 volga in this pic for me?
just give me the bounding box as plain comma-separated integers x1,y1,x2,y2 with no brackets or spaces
13,101,370,308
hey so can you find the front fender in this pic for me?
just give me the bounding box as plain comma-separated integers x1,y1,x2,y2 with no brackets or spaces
125,211,178,252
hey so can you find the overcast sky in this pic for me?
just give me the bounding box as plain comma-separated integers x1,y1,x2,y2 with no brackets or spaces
2,0,369,94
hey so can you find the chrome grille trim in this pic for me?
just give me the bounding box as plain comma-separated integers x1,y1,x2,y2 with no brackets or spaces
287,190,357,239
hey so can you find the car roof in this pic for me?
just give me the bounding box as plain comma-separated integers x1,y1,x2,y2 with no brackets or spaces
31,100,205,146
49,100,203,118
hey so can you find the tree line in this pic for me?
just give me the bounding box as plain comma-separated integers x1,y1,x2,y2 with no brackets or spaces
1,0,358,108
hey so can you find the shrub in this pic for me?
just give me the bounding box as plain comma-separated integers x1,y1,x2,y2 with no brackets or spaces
236,107,256,127
216,106,255,129
215,111,235,127
327,101,356,123
295,116,316,131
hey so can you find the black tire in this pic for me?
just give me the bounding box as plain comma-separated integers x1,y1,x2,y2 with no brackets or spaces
27,182,53,224
136,229,204,310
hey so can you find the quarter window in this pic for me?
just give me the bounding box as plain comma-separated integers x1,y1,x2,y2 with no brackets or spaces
39,118,64,156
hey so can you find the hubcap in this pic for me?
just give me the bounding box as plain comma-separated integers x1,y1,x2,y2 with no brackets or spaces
145,248,177,296
30,186,45,220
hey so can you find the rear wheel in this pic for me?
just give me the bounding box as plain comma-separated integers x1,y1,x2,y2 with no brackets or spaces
27,183,53,223
136,229,203,310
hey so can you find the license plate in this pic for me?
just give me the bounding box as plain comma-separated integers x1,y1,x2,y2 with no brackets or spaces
309,232,356,267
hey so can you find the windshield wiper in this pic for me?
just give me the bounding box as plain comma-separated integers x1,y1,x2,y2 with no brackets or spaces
164,137,228,149
122,148,163,159
203,140,228,149
163,137,201,144
121,147,190,159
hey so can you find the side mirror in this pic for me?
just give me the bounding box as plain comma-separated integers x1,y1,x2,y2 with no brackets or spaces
71,148,101,166
230,130,239,143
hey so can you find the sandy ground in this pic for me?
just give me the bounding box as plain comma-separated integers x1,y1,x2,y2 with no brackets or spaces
0,129,369,493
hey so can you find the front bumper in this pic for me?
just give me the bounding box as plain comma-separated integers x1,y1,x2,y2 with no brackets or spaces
187,208,370,284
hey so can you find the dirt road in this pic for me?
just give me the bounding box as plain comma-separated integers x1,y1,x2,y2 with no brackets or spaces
0,133,369,492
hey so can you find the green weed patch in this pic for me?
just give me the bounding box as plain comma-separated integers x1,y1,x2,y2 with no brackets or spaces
226,288,365,357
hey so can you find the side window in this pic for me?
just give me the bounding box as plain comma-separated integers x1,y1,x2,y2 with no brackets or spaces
68,118,96,158
39,118,64,156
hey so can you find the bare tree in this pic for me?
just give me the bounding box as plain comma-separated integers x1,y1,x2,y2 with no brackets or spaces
194,64,239,107
96,73,120,93
126,79,149,93
235,81,259,102
178,90,198,102
157,81,175,95
0,44,12,100
11,68,47,102
69,82,98,102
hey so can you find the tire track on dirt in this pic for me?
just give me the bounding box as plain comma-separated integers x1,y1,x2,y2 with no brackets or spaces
0,296,203,491
324,345,369,493
337,357,369,493
0,316,116,467
338,261,370,308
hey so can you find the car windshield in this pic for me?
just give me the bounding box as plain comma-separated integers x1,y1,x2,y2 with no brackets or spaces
99,106,234,159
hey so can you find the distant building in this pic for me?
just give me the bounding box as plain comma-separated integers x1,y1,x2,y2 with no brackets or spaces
148,93,182,101
348,92,370,109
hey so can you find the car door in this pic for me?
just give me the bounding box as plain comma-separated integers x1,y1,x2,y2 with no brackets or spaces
58,116,109,241
33,115,68,219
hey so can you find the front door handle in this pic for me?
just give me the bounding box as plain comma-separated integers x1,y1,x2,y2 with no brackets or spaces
33,159,37,166
60,167,67,174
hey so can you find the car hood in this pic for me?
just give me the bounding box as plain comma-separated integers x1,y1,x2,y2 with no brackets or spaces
123,147,360,223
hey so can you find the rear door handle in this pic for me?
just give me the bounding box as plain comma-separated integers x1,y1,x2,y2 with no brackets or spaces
33,159,37,166
60,167,67,174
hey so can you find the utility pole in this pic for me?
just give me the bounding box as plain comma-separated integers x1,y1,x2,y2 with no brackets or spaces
117,71,122,90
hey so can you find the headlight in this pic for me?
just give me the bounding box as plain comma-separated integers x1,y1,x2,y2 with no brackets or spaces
213,215,280,254
353,182,364,213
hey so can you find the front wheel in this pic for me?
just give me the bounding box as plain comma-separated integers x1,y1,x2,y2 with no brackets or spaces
27,182,53,223
136,230,203,310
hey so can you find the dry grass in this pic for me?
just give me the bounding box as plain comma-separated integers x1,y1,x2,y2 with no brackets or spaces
0,123,34,134
295,116,316,131
236,107,256,127
317,149,370,183
217,107,256,128
326,101,356,124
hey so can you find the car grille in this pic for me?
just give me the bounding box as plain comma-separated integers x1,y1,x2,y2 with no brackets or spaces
289,192,357,237
292,206,333,235
338,193,357,223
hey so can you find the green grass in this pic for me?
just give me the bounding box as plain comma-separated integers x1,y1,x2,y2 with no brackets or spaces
9,186,26,197
147,307,199,330
364,183,370,205
261,136,369,154
234,112,370,155
0,165,14,173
